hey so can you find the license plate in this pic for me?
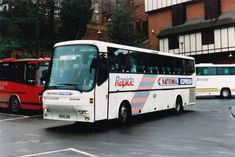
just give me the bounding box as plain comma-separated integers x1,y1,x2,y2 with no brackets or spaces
59,115,70,119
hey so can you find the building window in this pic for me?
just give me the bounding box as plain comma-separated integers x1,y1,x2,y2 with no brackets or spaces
205,0,221,20
172,3,186,26
142,21,148,33
168,35,179,50
202,29,214,45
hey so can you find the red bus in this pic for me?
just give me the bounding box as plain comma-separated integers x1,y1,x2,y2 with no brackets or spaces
0,58,50,113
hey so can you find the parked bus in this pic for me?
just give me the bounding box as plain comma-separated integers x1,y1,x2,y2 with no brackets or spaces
196,64,235,98
0,58,50,113
43,40,196,123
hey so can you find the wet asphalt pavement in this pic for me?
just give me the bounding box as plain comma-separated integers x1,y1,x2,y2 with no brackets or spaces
0,98,235,157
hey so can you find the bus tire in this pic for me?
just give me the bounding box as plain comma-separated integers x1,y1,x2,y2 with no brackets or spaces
174,96,183,114
220,88,231,99
118,102,131,124
9,97,21,113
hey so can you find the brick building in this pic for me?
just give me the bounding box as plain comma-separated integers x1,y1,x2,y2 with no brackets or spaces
145,0,235,63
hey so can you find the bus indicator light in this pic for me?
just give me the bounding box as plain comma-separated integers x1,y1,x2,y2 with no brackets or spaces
89,98,94,104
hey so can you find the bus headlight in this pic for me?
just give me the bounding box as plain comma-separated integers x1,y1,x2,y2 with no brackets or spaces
43,108,49,113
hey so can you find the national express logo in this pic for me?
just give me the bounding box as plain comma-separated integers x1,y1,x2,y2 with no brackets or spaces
158,78,178,86
158,77,193,86
115,76,134,88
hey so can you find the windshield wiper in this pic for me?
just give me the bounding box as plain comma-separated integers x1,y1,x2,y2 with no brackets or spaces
55,83,83,93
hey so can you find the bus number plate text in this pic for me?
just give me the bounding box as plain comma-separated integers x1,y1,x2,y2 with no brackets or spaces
59,115,70,119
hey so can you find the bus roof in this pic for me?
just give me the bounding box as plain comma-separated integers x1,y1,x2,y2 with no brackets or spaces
0,58,50,63
196,63,235,67
54,40,194,60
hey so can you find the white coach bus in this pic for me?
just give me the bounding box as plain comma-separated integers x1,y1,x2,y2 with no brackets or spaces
43,40,196,123
196,64,235,98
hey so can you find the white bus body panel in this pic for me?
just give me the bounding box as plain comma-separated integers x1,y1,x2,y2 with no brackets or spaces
196,75,235,96
108,73,196,120
95,80,108,121
43,90,95,122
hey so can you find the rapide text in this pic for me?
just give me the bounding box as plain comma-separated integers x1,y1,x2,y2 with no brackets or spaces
115,76,134,88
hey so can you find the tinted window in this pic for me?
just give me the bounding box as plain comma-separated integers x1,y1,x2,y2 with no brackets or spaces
108,47,194,75
109,48,130,72
184,59,195,75
97,53,108,86
25,64,36,85
218,67,235,75
0,62,25,83
196,67,217,75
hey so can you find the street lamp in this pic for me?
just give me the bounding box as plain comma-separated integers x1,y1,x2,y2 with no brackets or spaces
107,18,112,42
108,18,112,22
97,30,101,40
228,52,233,58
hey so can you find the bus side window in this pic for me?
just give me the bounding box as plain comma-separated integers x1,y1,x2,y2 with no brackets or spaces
108,47,130,73
162,67,165,74
231,67,235,75
130,56,137,73
184,59,195,75
165,67,171,74
155,66,159,74
148,67,153,73
224,68,229,75
175,68,180,75
26,64,36,85
40,70,48,85
97,54,108,86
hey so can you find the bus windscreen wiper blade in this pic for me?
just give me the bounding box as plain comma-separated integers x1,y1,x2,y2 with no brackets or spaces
56,84,82,93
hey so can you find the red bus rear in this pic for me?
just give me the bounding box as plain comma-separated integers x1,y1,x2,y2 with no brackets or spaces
0,58,50,113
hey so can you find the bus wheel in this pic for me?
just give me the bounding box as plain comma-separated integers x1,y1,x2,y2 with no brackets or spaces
220,88,231,99
118,103,131,124
175,96,183,114
9,97,21,113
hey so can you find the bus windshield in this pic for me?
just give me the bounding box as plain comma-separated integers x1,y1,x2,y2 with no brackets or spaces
47,45,98,92
37,62,50,86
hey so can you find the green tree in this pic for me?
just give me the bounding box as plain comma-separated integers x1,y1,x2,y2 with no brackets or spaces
108,9,133,45
107,0,136,45
0,0,57,55
60,0,92,40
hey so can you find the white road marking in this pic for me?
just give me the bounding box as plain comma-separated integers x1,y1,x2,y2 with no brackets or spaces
18,148,100,157
69,148,100,157
27,115,42,118
0,116,29,122
0,113,42,122
24,133,43,137
0,112,27,117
